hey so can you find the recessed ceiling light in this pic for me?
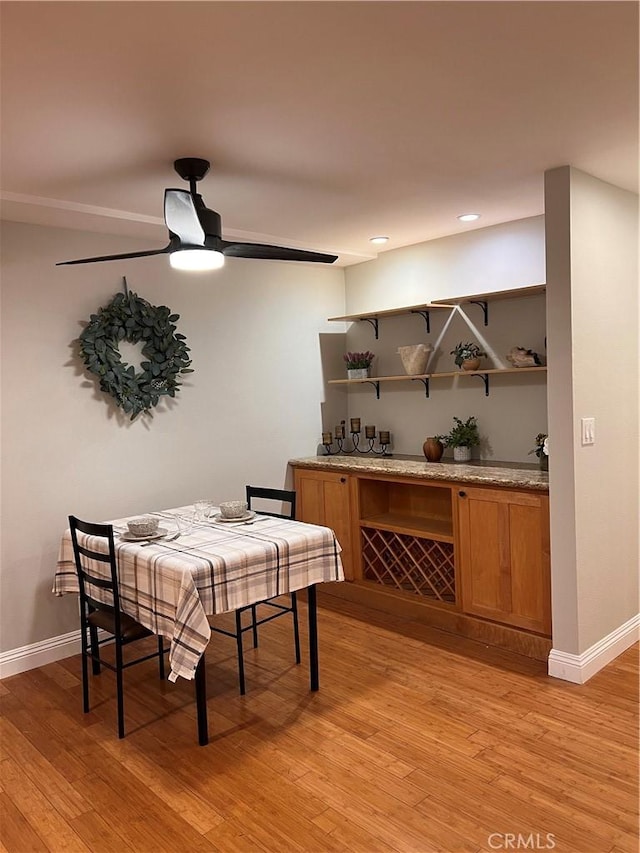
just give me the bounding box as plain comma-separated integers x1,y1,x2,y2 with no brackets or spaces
457,213,481,222
369,236,389,244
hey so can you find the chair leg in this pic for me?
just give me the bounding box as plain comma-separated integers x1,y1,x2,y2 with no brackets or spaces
251,603,258,648
89,623,101,674
157,636,165,680
81,626,90,714
235,610,246,696
115,644,125,739
291,592,301,664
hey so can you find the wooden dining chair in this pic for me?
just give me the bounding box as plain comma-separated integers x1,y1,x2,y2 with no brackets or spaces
209,487,300,695
69,515,167,738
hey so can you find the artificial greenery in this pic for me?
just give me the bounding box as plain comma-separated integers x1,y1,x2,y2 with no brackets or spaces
343,350,375,369
439,415,480,448
450,341,486,367
78,290,192,420
529,433,549,458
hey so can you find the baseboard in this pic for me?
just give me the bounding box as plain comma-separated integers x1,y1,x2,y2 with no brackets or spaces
0,630,82,679
548,613,640,683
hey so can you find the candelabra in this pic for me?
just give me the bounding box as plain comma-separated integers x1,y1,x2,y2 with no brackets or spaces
322,419,391,456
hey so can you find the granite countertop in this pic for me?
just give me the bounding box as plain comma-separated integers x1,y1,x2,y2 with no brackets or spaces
289,454,549,490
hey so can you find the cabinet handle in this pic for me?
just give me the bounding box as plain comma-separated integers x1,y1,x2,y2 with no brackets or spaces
459,490,467,497
340,477,346,484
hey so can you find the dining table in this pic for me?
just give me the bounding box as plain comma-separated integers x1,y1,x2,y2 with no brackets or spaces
53,504,345,745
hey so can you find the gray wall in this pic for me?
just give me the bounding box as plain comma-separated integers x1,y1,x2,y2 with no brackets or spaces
0,221,346,652
340,217,547,462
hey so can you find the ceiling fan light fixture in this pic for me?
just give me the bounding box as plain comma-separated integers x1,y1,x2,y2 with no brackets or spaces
457,213,481,222
56,158,337,268
169,249,225,271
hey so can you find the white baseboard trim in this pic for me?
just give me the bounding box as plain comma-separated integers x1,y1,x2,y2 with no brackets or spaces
0,630,82,680
5,613,638,684
548,613,640,683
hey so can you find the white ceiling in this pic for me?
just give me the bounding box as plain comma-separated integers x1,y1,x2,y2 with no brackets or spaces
1,1,637,267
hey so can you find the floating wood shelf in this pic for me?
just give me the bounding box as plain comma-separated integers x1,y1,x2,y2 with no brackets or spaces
328,366,547,398
431,284,546,325
329,284,546,334
430,284,546,305
328,302,456,337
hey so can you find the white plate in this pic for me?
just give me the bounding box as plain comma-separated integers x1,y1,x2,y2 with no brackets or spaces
212,511,256,523
120,527,169,542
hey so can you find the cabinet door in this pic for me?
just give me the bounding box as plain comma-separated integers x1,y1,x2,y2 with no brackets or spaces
293,468,353,579
457,487,551,635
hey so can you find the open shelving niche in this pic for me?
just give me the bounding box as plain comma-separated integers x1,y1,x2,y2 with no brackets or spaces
327,284,546,398
358,478,457,607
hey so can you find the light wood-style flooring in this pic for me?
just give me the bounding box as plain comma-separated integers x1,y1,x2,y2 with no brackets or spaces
1,597,638,853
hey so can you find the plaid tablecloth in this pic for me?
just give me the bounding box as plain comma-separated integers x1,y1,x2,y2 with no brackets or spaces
54,506,344,681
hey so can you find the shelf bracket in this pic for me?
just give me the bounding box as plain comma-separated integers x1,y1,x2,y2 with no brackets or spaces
363,380,381,399
410,309,431,334
469,373,490,396
360,317,379,339
470,300,489,326
411,377,430,398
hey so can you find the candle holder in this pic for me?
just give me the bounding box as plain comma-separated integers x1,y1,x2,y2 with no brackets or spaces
322,420,392,456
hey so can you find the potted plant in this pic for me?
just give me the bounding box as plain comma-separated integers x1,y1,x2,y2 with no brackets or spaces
343,351,375,380
441,415,480,461
529,433,549,471
450,341,486,371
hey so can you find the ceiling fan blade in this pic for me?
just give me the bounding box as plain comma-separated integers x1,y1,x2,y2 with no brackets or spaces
221,241,338,264
164,189,206,246
56,247,170,266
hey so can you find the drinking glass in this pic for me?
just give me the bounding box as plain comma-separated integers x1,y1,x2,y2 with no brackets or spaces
175,514,194,536
194,500,209,523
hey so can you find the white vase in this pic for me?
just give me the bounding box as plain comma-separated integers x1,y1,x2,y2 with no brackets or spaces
347,368,369,380
397,343,433,375
453,446,472,462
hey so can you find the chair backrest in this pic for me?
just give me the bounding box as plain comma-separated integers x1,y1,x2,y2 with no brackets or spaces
69,515,122,625
245,486,296,520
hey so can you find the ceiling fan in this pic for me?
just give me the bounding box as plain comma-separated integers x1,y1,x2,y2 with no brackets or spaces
57,158,338,270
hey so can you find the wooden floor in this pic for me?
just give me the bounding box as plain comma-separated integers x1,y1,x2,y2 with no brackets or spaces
1,598,638,853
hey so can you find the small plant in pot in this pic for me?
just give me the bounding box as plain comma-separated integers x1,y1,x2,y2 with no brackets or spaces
441,415,480,461
344,351,375,380
529,432,549,471
450,341,486,371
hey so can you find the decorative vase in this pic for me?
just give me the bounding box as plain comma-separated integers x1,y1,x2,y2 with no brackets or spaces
347,368,369,380
539,454,549,471
461,357,481,371
453,445,472,462
423,437,444,462
398,343,433,376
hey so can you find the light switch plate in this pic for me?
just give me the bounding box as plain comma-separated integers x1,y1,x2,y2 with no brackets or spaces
581,417,595,445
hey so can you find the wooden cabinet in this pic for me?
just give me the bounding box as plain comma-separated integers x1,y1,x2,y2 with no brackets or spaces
457,486,551,635
291,462,551,657
294,468,355,579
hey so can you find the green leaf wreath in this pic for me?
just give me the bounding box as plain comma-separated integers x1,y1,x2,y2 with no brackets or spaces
78,290,193,420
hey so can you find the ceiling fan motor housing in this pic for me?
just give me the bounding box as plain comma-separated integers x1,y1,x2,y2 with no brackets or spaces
174,158,210,183
194,197,222,240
